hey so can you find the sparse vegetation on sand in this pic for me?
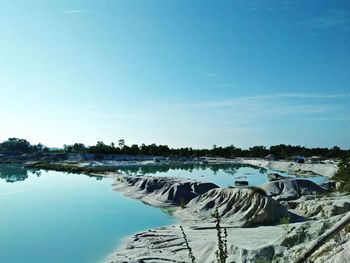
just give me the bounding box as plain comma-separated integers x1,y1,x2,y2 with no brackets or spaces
180,208,228,263
333,158,350,192
180,226,196,263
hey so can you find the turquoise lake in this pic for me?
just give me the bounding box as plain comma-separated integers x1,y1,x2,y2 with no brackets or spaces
0,163,327,263
117,163,327,187
0,164,176,263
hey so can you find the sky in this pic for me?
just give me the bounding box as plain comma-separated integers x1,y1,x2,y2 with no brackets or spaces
0,0,349,149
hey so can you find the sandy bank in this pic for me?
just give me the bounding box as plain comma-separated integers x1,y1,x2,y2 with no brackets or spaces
239,158,338,177
108,211,350,263
108,224,286,263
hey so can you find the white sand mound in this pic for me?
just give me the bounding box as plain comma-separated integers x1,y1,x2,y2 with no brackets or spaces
176,187,296,227
260,179,326,201
114,175,219,207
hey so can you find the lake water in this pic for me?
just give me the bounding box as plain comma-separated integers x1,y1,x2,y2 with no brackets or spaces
117,163,327,187
0,164,176,263
0,163,327,263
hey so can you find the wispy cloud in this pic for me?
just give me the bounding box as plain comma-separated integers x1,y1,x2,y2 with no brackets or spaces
246,0,293,12
311,9,350,29
169,92,350,121
62,10,91,15
253,104,334,116
205,72,218,77
216,83,233,87
192,93,350,108
287,9,350,30
308,116,350,122
223,104,336,120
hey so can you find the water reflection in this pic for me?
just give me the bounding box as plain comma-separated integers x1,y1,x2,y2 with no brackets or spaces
117,163,267,176
0,164,107,183
0,164,41,183
0,167,176,263
0,163,268,184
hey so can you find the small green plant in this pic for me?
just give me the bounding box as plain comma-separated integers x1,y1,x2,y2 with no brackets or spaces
223,228,228,259
179,226,196,263
180,208,229,263
212,208,228,263
333,158,350,192
280,217,291,233
179,197,187,209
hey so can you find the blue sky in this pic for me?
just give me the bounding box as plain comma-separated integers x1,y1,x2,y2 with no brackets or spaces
0,0,349,149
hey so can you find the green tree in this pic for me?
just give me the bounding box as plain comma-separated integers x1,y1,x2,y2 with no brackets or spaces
249,146,268,157
118,139,125,149
0,138,32,153
71,143,86,153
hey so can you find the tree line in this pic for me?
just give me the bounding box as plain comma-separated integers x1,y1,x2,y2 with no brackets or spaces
65,141,349,158
0,138,48,153
0,137,349,159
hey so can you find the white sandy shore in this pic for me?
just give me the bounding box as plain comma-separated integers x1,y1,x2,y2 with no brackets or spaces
108,224,286,263
108,214,350,263
238,158,338,177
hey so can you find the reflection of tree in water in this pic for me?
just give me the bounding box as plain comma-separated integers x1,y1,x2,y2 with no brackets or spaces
209,163,266,176
0,164,29,183
118,163,266,176
86,174,104,180
222,167,239,176
0,164,43,183
29,170,42,177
